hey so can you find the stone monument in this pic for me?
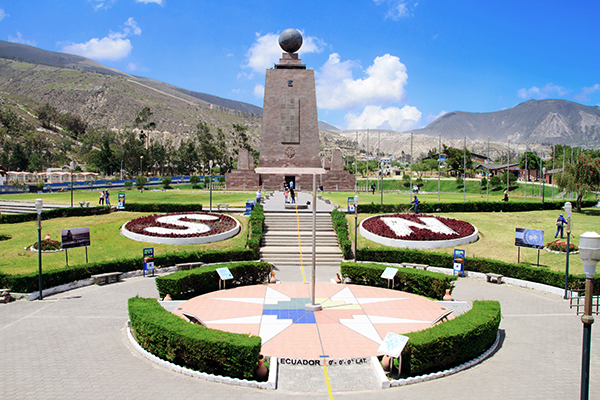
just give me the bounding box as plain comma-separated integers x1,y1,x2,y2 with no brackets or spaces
226,28,355,191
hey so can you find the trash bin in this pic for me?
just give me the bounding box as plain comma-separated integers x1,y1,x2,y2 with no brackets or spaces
245,200,255,215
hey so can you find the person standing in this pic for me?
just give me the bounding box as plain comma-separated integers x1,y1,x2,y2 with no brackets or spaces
555,213,568,238
371,182,376,195
290,186,295,204
255,189,262,205
411,195,420,214
99,190,104,205
284,187,289,203
105,190,111,206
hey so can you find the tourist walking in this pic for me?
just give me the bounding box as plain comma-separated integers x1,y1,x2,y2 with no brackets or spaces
371,182,376,195
284,188,289,203
256,189,262,205
502,189,509,201
99,191,104,205
290,187,295,204
411,195,420,214
555,213,568,238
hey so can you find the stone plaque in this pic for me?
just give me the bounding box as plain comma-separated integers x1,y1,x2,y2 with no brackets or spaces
281,98,300,144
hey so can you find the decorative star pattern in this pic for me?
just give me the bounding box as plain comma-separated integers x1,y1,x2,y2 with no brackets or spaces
176,283,451,359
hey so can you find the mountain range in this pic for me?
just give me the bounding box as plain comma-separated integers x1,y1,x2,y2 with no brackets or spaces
0,39,598,162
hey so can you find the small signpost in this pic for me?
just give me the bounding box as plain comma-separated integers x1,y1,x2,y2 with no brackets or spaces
118,193,125,210
381,267,398,289
216,267,233,290
347,197,356,213
378,332,409,378
453,249,465,277
142,248,154,277
515,228,544,266
61,227,91,266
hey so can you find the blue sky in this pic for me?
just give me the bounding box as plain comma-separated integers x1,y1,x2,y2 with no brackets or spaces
1,0,599,131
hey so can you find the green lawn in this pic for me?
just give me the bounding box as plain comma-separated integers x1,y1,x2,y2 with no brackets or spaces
0,211,249,275
345,208,600,275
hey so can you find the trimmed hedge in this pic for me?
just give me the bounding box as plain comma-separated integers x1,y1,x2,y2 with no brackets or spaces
340,262,457,300
128,296,261,379
246,204,264,259
401,300,501,376
122,202,203,213
358,200,596,214
357,248,600,294
331,209,353,260
5,249,254,293
0,206,112,224
155,261,272,300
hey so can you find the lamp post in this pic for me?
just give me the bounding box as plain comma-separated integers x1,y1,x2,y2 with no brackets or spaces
354,195,359,263
542,167,546,209
564,202,572,299
578,231,600,400
35,198,43,300
209,160,213,212
380,161,383,205
120,160,123,181
70,161,75,208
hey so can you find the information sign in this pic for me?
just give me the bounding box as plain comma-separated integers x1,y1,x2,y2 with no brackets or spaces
514,228,545,249
381,267,398,280
216,267,233,280
378,332,409,358
347,197,355,213
143,247,154,277
453,249,465,276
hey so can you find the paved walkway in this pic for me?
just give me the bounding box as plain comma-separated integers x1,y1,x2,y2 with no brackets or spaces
1,274,598,399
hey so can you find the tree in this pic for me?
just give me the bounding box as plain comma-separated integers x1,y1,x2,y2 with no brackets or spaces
519,151,541,177
442,144,472,173
161,177,172,189
190,175,200,189
36,103,59,130
134,107,156,149
490,176,502,189
555,154,600,212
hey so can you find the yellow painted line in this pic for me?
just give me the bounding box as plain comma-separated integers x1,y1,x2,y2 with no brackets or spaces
322,360,334,399
295,206,306,283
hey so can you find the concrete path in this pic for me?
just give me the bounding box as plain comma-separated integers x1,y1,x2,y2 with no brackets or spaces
1,274,598,399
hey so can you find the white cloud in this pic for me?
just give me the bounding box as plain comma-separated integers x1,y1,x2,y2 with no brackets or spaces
127,62,138,71
135,0,164,4
89,0,117,11
316,53,409,110
345,105,421,131
517,83,567,100
243,30,325,75
374,0,415,20
253,84,264,98
0,8,8,21
574,84,600,102
60,18,141,61
8,32,36,46
426,110,447,124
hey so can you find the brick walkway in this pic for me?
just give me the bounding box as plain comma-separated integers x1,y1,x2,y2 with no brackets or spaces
0,274,598,399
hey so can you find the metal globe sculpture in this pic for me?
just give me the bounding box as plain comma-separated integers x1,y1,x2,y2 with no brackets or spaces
279,28,303,53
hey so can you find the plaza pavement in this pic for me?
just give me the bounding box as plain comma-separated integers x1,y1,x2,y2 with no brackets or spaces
1,192,598,398
1,272,598,399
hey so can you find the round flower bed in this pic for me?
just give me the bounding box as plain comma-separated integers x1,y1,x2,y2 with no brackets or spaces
360,213,478,249
545,239,579,254
27,238,63,253
121,212,240,245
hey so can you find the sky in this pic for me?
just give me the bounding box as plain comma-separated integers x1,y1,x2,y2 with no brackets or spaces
1,0,600,132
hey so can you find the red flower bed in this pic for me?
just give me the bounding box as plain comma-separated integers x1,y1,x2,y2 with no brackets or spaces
125,212,236,238
362,214,475,241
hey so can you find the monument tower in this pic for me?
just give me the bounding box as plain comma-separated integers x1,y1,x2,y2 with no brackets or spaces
226,29,355,190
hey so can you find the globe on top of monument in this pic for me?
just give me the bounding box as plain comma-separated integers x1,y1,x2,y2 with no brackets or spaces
279,28,303,53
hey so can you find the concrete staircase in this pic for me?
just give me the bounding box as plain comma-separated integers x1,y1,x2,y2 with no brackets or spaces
260,211,343,280
0,200,71,215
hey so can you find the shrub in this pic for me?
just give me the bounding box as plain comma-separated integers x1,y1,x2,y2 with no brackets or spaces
128,296,261,379
32,239,61,251
0,206,111,224
340,262,456,300
401,300,501,376
246,204,264,258
161,177,172,189
546,239,578,252
123,203,202,213
155,261,272,300
124,180,133,190
190,175,200,188
135,175,146,189
331,209,353,259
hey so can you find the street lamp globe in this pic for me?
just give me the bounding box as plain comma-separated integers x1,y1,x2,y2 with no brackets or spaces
35,198,43,214
579,231,600,278
564,202,572,218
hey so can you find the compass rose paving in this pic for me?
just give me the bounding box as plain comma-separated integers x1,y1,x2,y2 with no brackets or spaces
175,283,452,359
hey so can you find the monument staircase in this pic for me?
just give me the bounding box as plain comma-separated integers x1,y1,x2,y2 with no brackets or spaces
259,193,344,279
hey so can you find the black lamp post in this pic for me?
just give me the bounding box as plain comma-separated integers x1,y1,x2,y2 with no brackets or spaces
578,231,600,400
35,198,43,300
354,195,359,262
70,161,75,207
564,202,572,299
209,160,213,212
542,167,546,209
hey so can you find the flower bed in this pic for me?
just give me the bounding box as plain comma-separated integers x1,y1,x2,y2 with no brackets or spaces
360,214,478,250
545,239,579,254
122,212,240,245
